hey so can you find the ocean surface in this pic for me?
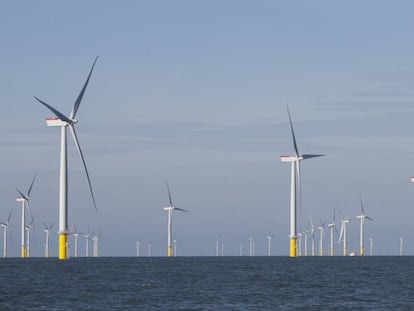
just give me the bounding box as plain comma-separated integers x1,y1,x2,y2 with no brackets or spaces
0,256,412,310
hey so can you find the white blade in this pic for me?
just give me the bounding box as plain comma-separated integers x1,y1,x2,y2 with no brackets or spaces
174,207,189,213
166,181,174,206
34,97,72,123
70,56,99,119
69,124,98,212
302,154,325,159
287,105,300,157
27,172,37,198
338,223,344,244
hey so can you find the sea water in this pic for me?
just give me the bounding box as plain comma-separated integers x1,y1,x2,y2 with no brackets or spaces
0,256,412,310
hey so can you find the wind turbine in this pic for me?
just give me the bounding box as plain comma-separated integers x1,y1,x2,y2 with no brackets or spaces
317,222,325,256
216,235,221,256
266,234,273,256
248,236,254,256
369,237,374,256
69,225,82,258
84,229,90,257
1,209,13,258
338,216,350,256
92,229,102,257
25,215,35,258
280,107,324,257
163,182,188,257
327,210,337,256
400,236,404,256
16,173,36,258
35,57,98,260
173,239,178,257
309,216,316,256
43,223,54,258
136,240,140,257
357,194,373,256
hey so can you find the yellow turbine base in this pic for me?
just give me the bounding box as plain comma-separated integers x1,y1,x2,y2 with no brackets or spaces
344,248,347,256
167,246,172,257
289,238,296,257
59,234,67,260
360,247,364,256
3,250,6,258
330,248,334,256
21,245,25,258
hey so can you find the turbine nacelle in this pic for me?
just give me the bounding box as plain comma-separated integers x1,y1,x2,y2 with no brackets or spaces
46,117,78,127
16,197,25,203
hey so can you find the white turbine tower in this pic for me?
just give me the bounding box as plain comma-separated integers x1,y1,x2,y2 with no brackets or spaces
338,217,350,256
327,210,337,256
280,107,324,257
400,236,404,256
357,194,373,256
16,173,36,258
317,222,325,256
1,209,13,258
43,223,54,258
35,57,98,260
163,182,188,257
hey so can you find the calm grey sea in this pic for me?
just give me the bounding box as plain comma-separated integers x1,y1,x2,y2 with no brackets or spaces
0,256,412,310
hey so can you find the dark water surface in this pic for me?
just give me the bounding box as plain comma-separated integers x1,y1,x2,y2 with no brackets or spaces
0,256,412,310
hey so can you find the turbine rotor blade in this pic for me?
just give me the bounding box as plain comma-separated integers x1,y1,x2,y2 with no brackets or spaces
287,105,299,157
69,124,98,212
7,208,13,224
166,181,173,206
302,154,325,159
70,56,98,119
359,193,365,214
174,207,188,212
27,172,37,198
34,97,72,123
366,216,374,221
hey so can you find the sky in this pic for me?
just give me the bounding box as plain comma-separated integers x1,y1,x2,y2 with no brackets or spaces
1,1,414,257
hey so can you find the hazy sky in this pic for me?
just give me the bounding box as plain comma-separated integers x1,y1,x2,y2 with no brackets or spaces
1,1,414,257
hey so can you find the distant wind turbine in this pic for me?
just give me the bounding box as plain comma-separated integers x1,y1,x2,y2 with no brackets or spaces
1,209,13,258
266,234,273,256
280,107,324,257
43,223,54,258
400,236,404,256
327,210,337,256
338,216,350,256
309,216,316,256
163,182,188,257
357,194,373,256
369,237,374,256
25,215,35,258
317,222,325,256
136,240,140,257
16,173,36,258
35,57,98,260
84,228,90,257
70,225,82,258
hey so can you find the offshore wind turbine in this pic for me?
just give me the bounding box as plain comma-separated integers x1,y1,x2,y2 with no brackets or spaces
1,209,13,258
25,215,35,258
70,225,81,258
369,238,374,256
35,57,98,260
309,216,316,256
136,240,140,257
266,234,273,256
357,194,373,256
163,182,188,257
43,223,54,258
338,216,350,256
400,237,404,256
280,107,324,257
16,173,37,258
317,222,325,256
84,230,90,257
327,210,337,256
